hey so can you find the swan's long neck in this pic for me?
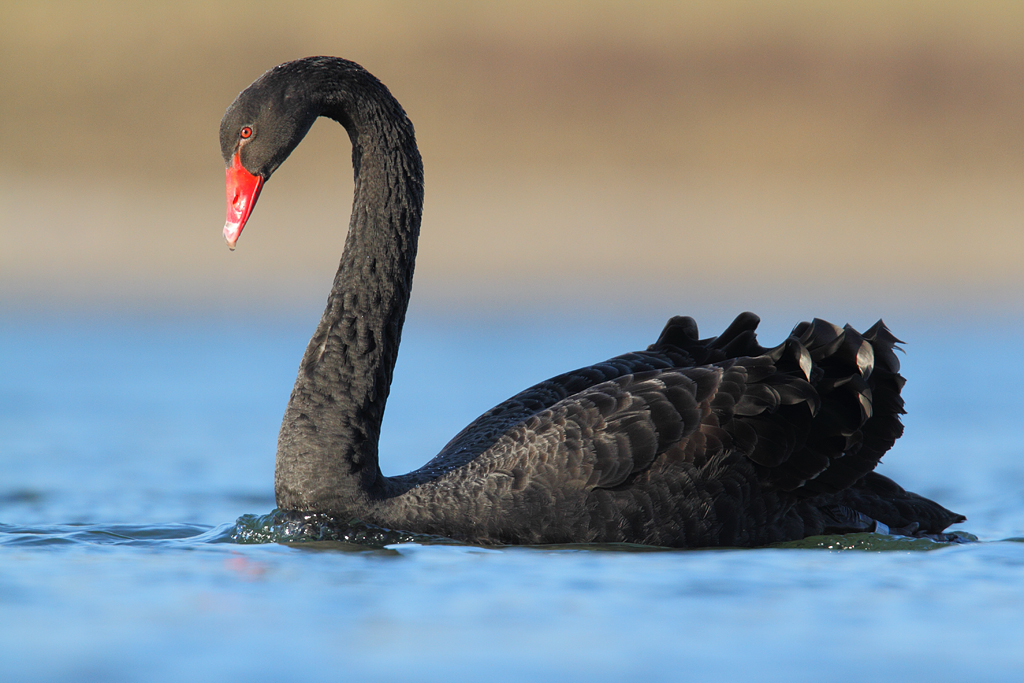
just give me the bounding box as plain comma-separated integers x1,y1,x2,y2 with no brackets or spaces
274,64,424,516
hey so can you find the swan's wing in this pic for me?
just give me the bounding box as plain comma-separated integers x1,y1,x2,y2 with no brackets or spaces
445,316,906,499
423,352,690,475
463,356,812,494
424,312,767,475
473,366,724,491
421,313,905,508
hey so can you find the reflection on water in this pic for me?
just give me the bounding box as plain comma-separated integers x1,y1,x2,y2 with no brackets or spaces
2,310,1023,681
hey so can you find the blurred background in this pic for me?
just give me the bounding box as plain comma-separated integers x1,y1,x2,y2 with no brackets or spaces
1,0,1022,319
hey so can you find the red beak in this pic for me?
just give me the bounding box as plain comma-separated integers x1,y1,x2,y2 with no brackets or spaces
224,152,264,250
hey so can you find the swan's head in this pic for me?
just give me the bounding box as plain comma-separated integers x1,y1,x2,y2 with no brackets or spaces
219,63,319,249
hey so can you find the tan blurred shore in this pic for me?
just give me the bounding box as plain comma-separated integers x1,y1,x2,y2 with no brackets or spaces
2,1,1022,313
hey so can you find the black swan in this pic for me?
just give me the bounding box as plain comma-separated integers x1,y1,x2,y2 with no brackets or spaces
220,56,963,547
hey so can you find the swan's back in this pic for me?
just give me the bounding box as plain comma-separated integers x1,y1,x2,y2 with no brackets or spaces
376,313,962,546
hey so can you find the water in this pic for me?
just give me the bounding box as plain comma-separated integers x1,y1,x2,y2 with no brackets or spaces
3,307,1023,682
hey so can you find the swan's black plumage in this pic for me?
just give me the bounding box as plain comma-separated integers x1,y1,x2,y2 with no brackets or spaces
220,56,964,547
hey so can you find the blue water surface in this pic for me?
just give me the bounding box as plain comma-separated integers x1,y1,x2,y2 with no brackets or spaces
2,306,1023,682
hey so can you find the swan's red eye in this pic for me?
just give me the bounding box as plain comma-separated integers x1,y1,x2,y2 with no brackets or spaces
240,126,253,139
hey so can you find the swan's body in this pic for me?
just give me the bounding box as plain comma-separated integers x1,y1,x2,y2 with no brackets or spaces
221,57,963,547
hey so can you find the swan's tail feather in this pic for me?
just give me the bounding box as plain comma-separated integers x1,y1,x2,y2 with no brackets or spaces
690,315,905,497
832,472,966,534
667,313,963,536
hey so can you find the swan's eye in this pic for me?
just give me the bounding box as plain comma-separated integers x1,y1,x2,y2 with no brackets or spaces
240,126,253,139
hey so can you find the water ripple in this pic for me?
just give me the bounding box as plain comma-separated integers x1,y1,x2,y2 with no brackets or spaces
231,509,461,548
0,517,990,552
0,521,235,547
